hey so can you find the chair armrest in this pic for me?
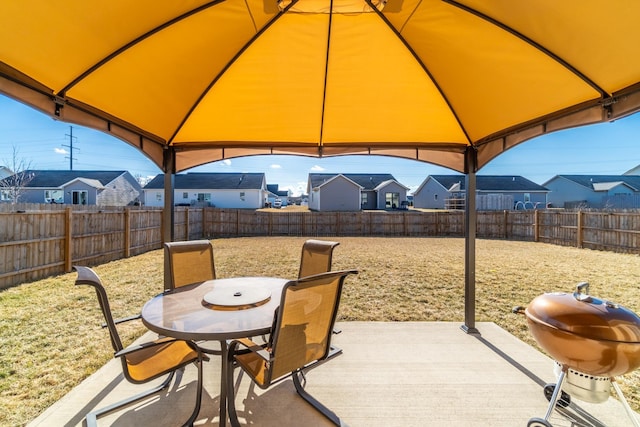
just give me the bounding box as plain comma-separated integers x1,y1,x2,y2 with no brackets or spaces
101,313,141,329
114,336,177,358
229,337,271,361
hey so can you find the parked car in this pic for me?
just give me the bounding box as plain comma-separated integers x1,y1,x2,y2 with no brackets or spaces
273,199,282,208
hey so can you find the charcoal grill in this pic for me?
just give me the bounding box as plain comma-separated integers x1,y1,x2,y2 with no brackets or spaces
513,282,640,427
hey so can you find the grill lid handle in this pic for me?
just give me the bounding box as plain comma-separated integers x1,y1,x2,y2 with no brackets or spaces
574,282,592,302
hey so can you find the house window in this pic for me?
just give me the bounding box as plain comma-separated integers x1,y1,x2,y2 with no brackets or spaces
71,190,88,205
434,194,438,200
155,193,162,201
240,192,245,201
1,190,10,201
524,193,531,202
182,192,188,199
385,192,399,209
44,190,63,204
361,193,368,206
196,193,211,202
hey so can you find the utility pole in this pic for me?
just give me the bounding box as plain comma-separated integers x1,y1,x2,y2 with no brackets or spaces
62,126,78,170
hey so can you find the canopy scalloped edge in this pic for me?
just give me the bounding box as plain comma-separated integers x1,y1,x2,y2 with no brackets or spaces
2,67,640,174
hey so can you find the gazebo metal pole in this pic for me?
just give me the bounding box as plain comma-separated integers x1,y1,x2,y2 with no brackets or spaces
162,149,176,291
461,147,479,334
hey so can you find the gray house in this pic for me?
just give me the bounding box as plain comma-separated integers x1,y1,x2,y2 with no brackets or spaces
143,172,268,209
0,170,142,206
543,175,640,209
413,175,548,210
307,173,409,211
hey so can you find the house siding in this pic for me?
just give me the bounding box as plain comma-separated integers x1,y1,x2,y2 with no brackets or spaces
62,181,98,205
360,190,376,210
376,181,408,209
414,175,548,210
312,177,360,211
545,177,601,208
96,174,141,206
413,178,456,209
143,172,268,209
145,188,265,209
1,170,142,206
20,188,62,204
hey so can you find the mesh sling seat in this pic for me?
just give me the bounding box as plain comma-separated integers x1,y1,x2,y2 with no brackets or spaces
164,240,216,291
164,239,223,354
298,239,340,279
226,269,358,427
298,239,343,335
73,266,205,427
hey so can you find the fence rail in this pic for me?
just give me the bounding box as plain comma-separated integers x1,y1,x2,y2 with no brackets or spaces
1,205,639,289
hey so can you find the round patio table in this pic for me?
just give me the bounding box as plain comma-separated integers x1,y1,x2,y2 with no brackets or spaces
141,276,288,427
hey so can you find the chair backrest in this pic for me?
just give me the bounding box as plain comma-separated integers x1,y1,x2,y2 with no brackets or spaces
164,240,216,291
269,269,357,381
73,266,124,353
298,239,340,279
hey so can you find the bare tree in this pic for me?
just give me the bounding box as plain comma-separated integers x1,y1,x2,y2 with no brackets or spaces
0,146,34,204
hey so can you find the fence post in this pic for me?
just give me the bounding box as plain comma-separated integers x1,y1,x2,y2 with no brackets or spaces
577,210,584,248
533,209,540,242
124,208,131,258
64,207,72,272
185,208,190,240
503,210,508,239
202,208,206,238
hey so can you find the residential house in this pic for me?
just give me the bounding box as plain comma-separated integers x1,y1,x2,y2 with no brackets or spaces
0,170,142,206
543,175,640,209
143,172,268,209
624,164,640,175
307,173,409,211
266,184,289,207
0,166,12,180
413,175,549,210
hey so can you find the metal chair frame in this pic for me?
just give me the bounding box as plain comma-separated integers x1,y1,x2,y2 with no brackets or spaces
74,266,205,427
225,270,357,427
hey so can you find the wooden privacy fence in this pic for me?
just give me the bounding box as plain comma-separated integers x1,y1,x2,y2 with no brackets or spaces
1,206,639,289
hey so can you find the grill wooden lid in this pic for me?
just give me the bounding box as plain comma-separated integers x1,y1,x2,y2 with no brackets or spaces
525,283,640,343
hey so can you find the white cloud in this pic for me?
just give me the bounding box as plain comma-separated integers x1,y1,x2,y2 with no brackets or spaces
310,165,325,171
222,159,231,166
270,164,282,169
54,148,68,155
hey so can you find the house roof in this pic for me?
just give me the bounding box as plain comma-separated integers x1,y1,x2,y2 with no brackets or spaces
144,172,265,190
426,175,548,192
309,173,398,191
624,164,640,175
1,170,128,188
66,178,105,189
374,179,411,191
267,184,288,197
543,175,640,191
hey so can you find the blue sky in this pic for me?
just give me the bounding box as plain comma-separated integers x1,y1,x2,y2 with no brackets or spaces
1,94,639,196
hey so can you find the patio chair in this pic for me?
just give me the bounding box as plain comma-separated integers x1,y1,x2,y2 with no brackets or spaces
298,239,340,279
73,266,205,427
226,269,358,427
164,240,216,291
298,239,343,335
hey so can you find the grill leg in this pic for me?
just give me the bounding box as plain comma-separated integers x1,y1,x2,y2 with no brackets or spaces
543,368,568,421
611,379,640,427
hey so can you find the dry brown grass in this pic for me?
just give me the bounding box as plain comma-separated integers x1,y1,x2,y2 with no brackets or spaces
2,237,640,425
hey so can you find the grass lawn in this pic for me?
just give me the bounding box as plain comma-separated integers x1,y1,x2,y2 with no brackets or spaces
2,236,640,425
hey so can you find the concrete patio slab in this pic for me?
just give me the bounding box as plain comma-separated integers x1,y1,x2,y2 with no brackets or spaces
28,322,640,427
